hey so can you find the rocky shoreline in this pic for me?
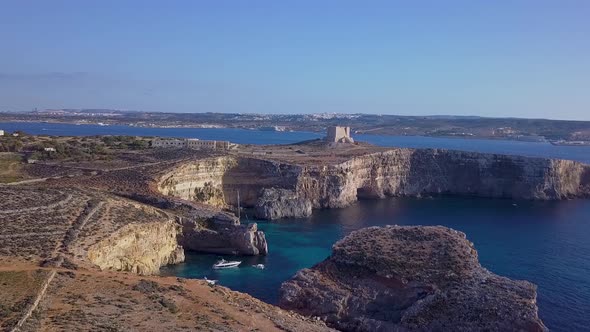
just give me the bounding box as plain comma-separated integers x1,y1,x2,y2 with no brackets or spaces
3,143,587,330
157,148,590,220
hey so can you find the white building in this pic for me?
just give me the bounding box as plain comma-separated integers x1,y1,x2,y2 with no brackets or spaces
44,147,56,152
151,138,232,150
151,138,186,148
0,130,4,136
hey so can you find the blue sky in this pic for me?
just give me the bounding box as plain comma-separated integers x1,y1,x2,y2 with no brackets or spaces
0,1,589,120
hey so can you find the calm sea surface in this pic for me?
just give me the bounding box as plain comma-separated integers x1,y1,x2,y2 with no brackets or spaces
1,121,590,163
3,121,590,331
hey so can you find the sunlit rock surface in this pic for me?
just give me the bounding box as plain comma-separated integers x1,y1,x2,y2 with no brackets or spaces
280,225,548,332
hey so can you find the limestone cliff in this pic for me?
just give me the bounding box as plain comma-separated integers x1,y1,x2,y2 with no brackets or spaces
179,211,268,255
156,149,590,220
254,188,312,220
280,225,547,332
157,156,236,207
156,156,300,208
297,149,590,209
87,221,185,275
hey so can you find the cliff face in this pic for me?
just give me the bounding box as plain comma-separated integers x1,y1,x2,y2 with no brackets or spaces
87,221,185,275
157,156,299,208
179,211,268,255
157,149,590,220
157,156,237,207
280,225,547,332
297,149,590,209
254,188,313,220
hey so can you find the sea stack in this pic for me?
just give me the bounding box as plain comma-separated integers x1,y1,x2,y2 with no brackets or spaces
279,225,547,332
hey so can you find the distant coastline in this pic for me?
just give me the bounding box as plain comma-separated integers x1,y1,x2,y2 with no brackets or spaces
2,110,590,144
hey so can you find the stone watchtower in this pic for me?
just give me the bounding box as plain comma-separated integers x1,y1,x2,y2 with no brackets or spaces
326,126,354,143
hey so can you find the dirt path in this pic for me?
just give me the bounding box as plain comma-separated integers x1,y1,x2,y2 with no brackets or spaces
9,200,103,331
0,194,73,215
0,231,64,239
0,177,53,186
10,270,56,332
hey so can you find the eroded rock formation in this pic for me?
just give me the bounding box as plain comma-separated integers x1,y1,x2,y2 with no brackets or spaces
279,225,548,332
157,156,237,207
179,211,268,255
157,149,590,220
296,149,590,209
157,156,300,208
254,188,312,220
87,221,185,275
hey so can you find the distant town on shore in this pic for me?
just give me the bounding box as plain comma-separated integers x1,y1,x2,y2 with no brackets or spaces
1,108,589,145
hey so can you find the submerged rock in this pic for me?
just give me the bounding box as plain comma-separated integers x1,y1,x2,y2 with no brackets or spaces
279,225,547,332
254,188,313,220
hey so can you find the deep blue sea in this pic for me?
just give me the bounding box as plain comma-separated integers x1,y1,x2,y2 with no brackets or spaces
3,121,590,331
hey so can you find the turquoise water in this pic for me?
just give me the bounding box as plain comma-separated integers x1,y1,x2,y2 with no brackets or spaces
161,197,590,332
2,122,590,163
3,121,590,330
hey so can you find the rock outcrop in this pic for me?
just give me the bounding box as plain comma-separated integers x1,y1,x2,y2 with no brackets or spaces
157,156,300,209
254,188,313,220
157,149,590,220
157,156,237,207
280,225,547,332
87,221,185,275
297,149,590,209
179,211,268,255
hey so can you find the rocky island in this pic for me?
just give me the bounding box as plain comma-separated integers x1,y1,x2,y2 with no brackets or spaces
279,225,547,331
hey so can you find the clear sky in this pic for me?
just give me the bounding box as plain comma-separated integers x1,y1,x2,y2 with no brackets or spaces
0,1,589,120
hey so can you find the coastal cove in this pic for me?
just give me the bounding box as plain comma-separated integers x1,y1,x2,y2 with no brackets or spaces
161,196,590,332
2,121,590,330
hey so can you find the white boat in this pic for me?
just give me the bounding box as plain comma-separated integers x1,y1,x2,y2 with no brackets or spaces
252,264,265,270
213,259,241,269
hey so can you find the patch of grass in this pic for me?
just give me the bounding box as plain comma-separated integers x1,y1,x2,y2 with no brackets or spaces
0,153,26,183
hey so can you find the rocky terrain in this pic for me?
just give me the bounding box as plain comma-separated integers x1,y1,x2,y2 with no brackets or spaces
0,268,333,332
254,188,312,220
2,137,587,331
155,145,590,219
296,149,590,210
279,225,548,332
177,208,268,256
0,186,267,275
0,186,329,331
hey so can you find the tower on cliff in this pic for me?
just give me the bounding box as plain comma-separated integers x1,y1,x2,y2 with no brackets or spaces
326,126,354,143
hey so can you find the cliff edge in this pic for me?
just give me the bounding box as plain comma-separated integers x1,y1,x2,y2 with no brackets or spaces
279,225,547,332
155,148,590,220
